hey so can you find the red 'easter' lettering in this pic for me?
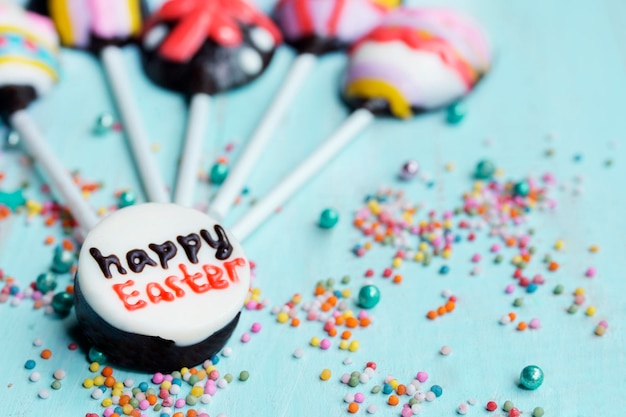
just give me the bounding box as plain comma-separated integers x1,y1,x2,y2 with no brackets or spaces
165,275,186,297
223,257,247,283
112,280,147,311
203,264,228,289
180,263,210,293
146,282,175,304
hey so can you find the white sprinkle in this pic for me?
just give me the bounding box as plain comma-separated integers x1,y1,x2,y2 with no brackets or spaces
169,385,181,395
200,394,212,404
249,27,275,52
458,403,469,414
33,338,43,347
222,347,233,357
217,378,228,389
293,348,304,359
425,391,436,402
468,398,477,406
29,371,41,382
239,47,262,75
123,378,134,387
91,388,103,399
53,369,66,380
359,373,370,384
411,403,422,414
38,388,50,399
366,404,377,414
343,357,352,365
343,393,354,403
440,345,452,356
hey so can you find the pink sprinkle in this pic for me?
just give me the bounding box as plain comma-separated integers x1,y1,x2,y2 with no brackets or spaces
246,300,258,310
320,339,331,350
251,322,262,333
490,244,501,253
307,311,318,321
599,320,608,328
209,370,220,380
382,268,392,277
159,389,168,399
471,253,481,262
152,373,164,384
163,374,173,382
529,318,541,329
225,142,235,152
585,267,596,278
103,409,114,417
138,399,150,410
175,398,186,408
574,295,586,305
532,274,545,284
401,406,413,417
356,248,366,257
365,269,374,277
354,392,365,403
241,332,251,343
205,381,217,395
358,310,369,319
416,371,428,383
505,284,515,294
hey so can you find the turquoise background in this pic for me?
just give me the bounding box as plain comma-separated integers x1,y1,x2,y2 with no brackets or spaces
1,0,625,416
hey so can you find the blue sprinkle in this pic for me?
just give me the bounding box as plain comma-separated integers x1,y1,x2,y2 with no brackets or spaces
430,384,443,397
454,235,462,243
427,181,435,188
527,283,538,293
382,383,393,395
210,354,219,365
24,359,36,369
171,378,182,386
439,265,450,275
138,382,149,392
333,290,342,298
10,285,19,295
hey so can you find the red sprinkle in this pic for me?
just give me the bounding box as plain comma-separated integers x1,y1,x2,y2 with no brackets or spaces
486,401,498,412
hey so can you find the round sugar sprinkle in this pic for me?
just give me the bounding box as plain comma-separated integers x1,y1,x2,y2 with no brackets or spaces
29,371,41,382
24,359,36,369
221,347,232,357
440,345,452,355
38,388,51,399
293,348,304,358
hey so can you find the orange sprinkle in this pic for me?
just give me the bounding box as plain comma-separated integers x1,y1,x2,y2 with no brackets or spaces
335,316,345,326
104,376,116,388
119,395,131,406
33,300,44,309
345,317,359,328
374,233,384,242
327,296,338,306
506,237,516,247
101,366,114,377
0,206,10,220
396,384,407,395
173,412,184,417
388,394,400,406
347,402,359,413
437,306,447,316
314,286,325,296
508,312,517,321
426,310,438,320
327,327,337,337
517,321,528,331
359,317,371,327
341,330,352,340
130,410,141,417
62,239,74,251
189,367,198,375
65,285,74,295
44,236,55,245
40,349,52,359
353,218,365,228
392,275,403,284
445,301,456,312
186,410,198,417
216,156,228,164
521,253,531,262
44,217,55,226
110,414,120,417
290,318,300,327
147,394,158,405
548,261,559,271
320,302,332,312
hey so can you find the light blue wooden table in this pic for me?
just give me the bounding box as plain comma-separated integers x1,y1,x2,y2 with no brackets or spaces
1,0,625,416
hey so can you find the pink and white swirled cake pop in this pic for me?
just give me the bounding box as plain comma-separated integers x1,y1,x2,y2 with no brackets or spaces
343,7,491,118
274,0,401,54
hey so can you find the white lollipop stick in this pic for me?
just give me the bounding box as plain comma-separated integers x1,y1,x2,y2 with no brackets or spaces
100,45,169,203
173,92,212,207
10,110,100,236
231,108,374,242
209,53,317,220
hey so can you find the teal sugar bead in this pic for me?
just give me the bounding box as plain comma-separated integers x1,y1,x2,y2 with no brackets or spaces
51,291,74,315
51,246,75,274
118,190,136,208
475,159,496,180
446,102,467,124
520,365,544,390
319,208,339,229
358,285,380,309
36,272,58,293
92,112,114,135
513,180,530,197
88,347,107,363
210,163,229,185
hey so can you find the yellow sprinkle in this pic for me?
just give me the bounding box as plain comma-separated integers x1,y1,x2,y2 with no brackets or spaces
190,386,203,397
338,340,349,350
554,240,565,250
511,255,522,265
93,375,104,386
341,289,351,298
473,181,484,191
574,287,585,296
96,206,107,216
276,312,289,323
89,362,100,373
101,398,113,407
320,369,332,381
111,388,123,397
364,241,373,250
348,340,360,352
160,380,172,390
589,245,599,253
392,257,402,268
494,168,505,177
368,200,381,215
389,379,399,389
342,310,354,318
586,306,596,316
252,288,262,295
122,404,134,415
205,365,216,373
414,252,424,262
25,200,43,216
445,162,455,172
180,367,189,375
418,242,429,252
442,249,452,259
443,220,452,229
292,294,302,304
151,142,161,152
113,381,124,390
595,325,606,336
83,378,94,388
310,337,321,347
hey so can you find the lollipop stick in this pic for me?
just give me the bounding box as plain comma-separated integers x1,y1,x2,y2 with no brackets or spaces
100,45,169,203
10,110,100,235
231,108,375,242
209,53,317,221
173,92,212,207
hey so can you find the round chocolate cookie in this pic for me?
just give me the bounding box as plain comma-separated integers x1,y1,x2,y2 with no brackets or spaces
75,203,251,372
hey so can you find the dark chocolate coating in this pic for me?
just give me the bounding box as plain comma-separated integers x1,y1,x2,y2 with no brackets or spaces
284,35,347,56
27,0,149,53
74,274,241,373
141,24,276,96
342,96,428,119
0,85,37,120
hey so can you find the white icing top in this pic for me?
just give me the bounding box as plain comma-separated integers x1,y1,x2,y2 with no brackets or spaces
77,203,250,346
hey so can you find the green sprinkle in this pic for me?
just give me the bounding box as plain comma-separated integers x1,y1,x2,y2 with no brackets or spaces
131,387,141,396
350,371,360,378
50,380,62,390
129,398,139,408
341,275,351,285
503,400,514,412
171,371,181,380
543,254,551,263
348,376,359,387
185,395,198,406
145,388,156,396
153,404,161,412
371,385,381,394
513,298,524,307
326,278,335,287
532,407,545,417
553,284,564,295
224,373,233,383
528,246,536,254
239,371,250,381
494,255,503,264
567,305,578,314
408,398,418,406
